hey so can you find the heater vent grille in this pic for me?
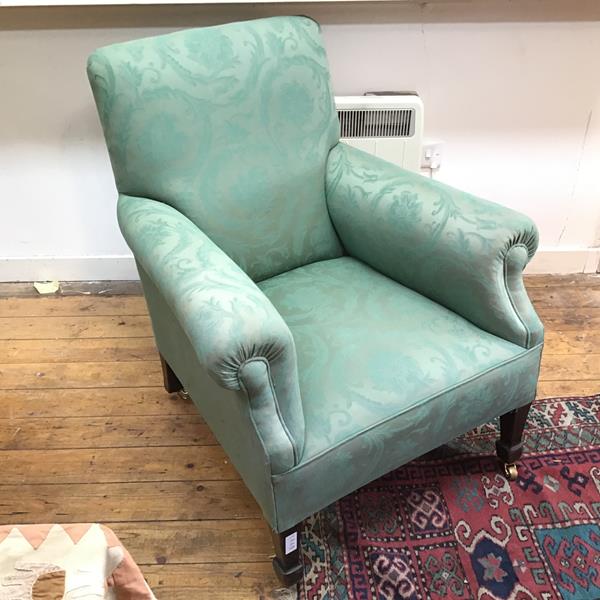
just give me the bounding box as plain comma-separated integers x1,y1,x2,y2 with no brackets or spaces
338,108,415,138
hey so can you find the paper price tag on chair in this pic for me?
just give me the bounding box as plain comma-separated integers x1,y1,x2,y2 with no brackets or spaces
285,532,298,555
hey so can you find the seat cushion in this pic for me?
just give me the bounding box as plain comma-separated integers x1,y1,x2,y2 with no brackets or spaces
259,256,528,461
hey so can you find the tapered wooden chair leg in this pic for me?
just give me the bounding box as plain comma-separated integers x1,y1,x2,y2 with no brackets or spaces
160,354,183,394
271,524,303,587
496,402,532,480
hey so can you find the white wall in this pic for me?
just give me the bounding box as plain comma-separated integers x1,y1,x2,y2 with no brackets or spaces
325,21,600,274
1,8,599,280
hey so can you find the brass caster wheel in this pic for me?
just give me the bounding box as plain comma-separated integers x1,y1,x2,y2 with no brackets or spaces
178,389,191,401
504,463,518,481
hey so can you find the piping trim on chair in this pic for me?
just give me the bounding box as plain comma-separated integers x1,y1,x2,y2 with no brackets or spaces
503,243,533,348
238,358,298,473
272,343,543,476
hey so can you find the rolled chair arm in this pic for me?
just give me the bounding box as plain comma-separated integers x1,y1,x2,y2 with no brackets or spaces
118,194,305,469
326,143,543,349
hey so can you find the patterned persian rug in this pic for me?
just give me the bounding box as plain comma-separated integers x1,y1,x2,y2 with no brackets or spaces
299,394,600,600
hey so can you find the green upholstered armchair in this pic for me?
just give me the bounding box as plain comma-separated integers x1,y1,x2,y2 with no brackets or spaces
88,16,544,586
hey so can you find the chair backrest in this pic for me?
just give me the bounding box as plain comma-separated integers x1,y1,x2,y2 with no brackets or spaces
88,16,344,281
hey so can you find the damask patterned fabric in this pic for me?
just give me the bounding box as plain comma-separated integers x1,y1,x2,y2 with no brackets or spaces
119,194,305,468
326,143,544,350
88,16,544,533
88,16,343,282
259,257,533,460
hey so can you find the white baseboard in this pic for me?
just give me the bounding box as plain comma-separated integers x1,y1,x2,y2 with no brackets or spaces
1,247,598,282
0,255,138,282
525,247,600,275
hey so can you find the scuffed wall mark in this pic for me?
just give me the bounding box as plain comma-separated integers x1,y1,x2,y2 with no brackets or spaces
557,224,567,245
576,109,593,181
419,5,431,102
559,108,594,245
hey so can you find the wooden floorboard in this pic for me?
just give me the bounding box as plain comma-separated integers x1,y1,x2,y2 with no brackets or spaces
539,354,600,381
0,337,158,364
143,564,281,600
0,281,142,298
543,330,600,354
0,274,598,599
535,307,600,330
0,295,148,317
0,315,153,340
0,480,261,523
537,380,600,397
1,388,196,419
110,520,273,564
0,415,216,450
0,445,237,485
0,360,162,389
524,273,600,287
527,286,600,307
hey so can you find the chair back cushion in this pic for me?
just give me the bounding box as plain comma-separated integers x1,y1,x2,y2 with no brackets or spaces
88,16,344,280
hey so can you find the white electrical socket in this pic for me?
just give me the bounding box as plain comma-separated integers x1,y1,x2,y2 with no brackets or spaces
421,140,444,170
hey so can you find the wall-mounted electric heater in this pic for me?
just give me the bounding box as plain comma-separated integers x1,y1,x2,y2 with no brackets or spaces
335,94,424,172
